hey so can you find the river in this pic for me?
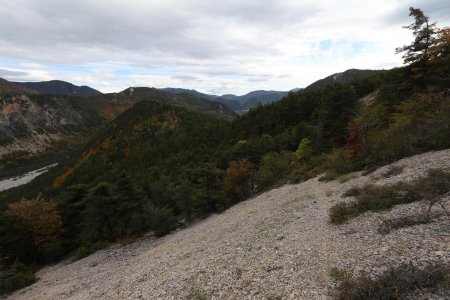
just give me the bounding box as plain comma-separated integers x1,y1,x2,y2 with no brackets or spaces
0,164,57,192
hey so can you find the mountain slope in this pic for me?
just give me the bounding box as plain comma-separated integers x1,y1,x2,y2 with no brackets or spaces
0,100,234,260
9,149,450,299
222,90,290,110
160,88,217,100
306,69,383,90
0,78,37,95
162,88,291,112
114,87,237,120
13,80,102,96
0,87,236,159
0,94,107,157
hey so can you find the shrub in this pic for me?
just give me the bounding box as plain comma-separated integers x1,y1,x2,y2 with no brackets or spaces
361,166,378,176
329,202,358,224
71,241,110,260
329,169,450,224
0,260,37,294
337,173,356,183
319,172,338,182
223,159,255,202
334,263,450,300
342,187,361,198
295,138,313,161
329,267,351,282
7,195,63,257
257,152,296,190
324,149,354,175
147,205,178,237
377,215,427,234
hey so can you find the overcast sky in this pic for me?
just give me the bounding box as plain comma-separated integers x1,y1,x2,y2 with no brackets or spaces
0,0,449,95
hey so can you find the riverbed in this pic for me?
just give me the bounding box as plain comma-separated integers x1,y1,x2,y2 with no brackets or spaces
0,164,57,192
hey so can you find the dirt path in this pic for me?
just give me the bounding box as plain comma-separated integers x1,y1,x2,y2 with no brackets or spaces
9,149,450,299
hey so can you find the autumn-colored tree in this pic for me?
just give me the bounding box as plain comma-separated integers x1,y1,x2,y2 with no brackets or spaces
429,27,450,86
8,195,63,254
346,119,362,158
223,159,254,202
430,27,450,58
52,166,74,189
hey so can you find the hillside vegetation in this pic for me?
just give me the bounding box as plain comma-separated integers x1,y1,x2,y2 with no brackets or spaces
1,7,449,295
7,149,450,299
0,87,236,178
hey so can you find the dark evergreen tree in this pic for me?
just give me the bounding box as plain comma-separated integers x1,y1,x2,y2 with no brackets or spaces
396,7,436,65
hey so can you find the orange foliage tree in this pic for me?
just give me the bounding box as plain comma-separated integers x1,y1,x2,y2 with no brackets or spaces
52,166,74,189
8,195,63,254
223,158,255,202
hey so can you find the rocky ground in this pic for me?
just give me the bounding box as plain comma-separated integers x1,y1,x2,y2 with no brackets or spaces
9,149,450,300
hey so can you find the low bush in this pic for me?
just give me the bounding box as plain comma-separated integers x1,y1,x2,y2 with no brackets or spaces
71,241,110,260
329,169,450,224
329,267,351,282
342,187,361,198
318,172,338,182
334,263,450,300
0,260,37,295
329,202,358,224
147,205,178,237
337,173,357,183
377,215,427,234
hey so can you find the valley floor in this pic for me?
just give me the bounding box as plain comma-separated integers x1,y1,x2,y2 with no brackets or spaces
9,150,450,300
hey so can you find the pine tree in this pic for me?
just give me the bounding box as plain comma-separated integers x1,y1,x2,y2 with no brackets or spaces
396,7,436,65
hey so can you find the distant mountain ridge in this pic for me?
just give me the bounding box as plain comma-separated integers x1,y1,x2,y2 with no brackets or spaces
2,77,293,113
13,80,102,96
0,78,37,95
305,69,383,90
161,88,216,100
161,88,294,112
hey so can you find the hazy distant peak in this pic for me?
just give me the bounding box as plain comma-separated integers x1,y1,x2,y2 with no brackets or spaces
12,80,102,97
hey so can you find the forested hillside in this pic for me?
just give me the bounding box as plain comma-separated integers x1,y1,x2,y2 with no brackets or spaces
0,87,236,179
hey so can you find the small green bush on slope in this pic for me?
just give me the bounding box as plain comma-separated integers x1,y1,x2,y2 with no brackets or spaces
330,170,450,224
333,263,450,300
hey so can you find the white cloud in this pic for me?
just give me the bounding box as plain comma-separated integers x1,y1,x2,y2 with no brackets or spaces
0,0,448,94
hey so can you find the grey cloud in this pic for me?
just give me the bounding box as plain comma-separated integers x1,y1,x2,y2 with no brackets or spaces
247,77,269,82
1,0,446,95
385,0,450,26
0,68,29,78
0,0,310,65
192,0,318,27
171,74,197,80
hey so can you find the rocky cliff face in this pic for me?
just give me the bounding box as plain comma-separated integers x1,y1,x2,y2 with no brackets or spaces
0,94,103,157
0,89,237,158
